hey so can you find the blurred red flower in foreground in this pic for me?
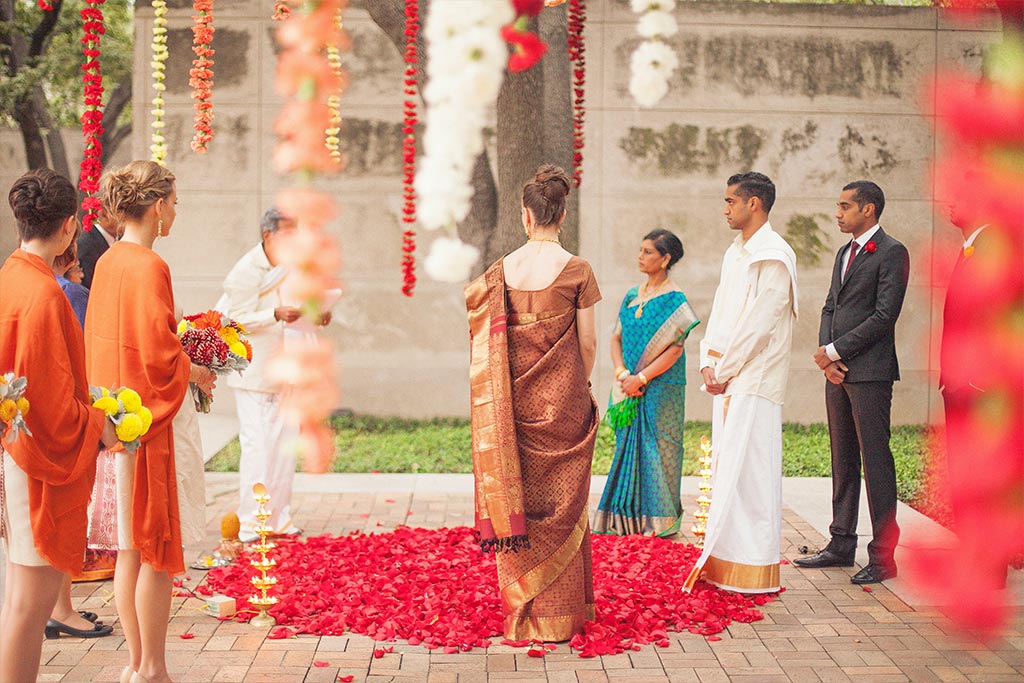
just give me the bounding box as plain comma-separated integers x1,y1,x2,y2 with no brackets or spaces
907,34,1024,639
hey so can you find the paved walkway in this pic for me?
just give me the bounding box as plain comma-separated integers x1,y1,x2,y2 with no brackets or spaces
2,472,1018,682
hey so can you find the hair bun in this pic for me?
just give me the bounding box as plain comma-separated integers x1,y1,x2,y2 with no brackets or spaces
534,164,570,202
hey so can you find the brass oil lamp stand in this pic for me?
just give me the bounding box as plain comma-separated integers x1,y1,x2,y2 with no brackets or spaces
249,482,279,628
692,436,713,548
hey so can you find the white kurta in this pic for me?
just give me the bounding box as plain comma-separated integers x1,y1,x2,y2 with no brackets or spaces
219,244,298,539
686,222,797,594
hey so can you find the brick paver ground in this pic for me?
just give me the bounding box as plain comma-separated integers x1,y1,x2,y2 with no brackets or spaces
10,474,1024,682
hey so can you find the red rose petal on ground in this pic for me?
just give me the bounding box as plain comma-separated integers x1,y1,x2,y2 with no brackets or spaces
338,676,354,682
780,559,790,565
203,528,775,658
527,648,545,657
862,586,873,593
179,633,195,639
267,627,295,640
707,636,722,642
313,661,329,667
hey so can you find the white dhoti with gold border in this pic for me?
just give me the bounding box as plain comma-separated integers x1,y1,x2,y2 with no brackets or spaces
684,392,781,594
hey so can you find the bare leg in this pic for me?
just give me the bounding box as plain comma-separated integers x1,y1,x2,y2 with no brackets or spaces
115,549,143,674
135,563,173,683
49,574,96,629
0,562,64,682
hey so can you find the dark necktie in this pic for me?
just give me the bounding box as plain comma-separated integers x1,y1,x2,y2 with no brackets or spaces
843,242,860,281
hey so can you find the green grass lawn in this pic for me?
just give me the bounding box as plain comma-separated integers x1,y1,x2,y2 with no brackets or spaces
207,414,948,524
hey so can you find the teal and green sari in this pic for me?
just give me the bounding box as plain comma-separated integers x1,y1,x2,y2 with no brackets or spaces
594,287,699,537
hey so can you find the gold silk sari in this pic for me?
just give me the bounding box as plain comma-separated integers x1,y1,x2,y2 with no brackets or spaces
466,257,601,641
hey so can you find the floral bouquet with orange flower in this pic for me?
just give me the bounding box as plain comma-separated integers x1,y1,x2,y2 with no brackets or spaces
177,310,252,412
0,373,31,443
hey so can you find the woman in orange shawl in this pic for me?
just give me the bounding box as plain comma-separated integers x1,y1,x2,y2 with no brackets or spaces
466,165,601,641
0,169,116,682
86,161,216,683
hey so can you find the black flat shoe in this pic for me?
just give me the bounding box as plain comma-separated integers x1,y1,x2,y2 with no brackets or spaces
44,618,114,639
851,564,897,585
792,549,855,569
78,610,99,623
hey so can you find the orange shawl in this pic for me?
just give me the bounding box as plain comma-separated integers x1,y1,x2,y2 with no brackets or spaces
0,250,105,574
85,242,190,575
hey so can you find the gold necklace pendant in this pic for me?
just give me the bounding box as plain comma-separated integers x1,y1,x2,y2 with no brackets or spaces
635,304,643,319
528,237,561,245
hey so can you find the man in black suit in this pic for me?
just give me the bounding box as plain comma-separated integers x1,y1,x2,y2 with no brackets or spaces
794,181,910,584
76,218,116,289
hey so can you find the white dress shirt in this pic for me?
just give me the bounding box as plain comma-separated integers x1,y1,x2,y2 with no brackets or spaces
825,224,881,361
220,243,285,392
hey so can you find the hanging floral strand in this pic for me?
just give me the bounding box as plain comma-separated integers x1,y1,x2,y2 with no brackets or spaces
272,1,290,21
629,0,679,108
324,8,343,162
567,0,585,187
150,0,169,164
37,0,53,12
400,0,419,296
190,0,215,152
267,0,349,473
79,0,105,231
501,0,547,73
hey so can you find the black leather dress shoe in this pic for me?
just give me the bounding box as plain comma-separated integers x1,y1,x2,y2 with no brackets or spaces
792,549,855,568
851,564,897,584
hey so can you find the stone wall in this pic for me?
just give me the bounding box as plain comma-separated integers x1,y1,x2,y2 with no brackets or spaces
2,1,1002,424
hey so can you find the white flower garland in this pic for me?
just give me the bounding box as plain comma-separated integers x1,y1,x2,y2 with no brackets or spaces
415,0,512,282
629,0,679,108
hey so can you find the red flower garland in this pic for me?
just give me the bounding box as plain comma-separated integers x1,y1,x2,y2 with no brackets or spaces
190,0,215,153
400,0,419,297
567,0,585,188
37,0,53,10
79,0,106,231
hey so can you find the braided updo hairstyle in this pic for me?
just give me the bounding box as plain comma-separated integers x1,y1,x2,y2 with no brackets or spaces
522,164,571,227
8,169,78,241
100,160,176,227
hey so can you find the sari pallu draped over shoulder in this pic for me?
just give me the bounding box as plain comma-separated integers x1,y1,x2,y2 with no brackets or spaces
465,261,528,551
466,257,601,641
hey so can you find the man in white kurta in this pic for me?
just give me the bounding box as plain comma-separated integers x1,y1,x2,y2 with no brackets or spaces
220,209,303,542
684,173,797,594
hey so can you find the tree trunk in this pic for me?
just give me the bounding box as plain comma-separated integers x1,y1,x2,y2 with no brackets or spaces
99,78,133,168
365,1,576,272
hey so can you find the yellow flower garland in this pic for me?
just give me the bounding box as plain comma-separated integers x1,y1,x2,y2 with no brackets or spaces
324,8,343,162
151,0,169,164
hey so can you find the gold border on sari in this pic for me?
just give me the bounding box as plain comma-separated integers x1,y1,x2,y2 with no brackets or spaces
684,555,780,592
500,507,589,610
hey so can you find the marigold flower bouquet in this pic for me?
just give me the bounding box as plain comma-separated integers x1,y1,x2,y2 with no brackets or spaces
89,386,152,454
177,310,252,412
0,373,32,443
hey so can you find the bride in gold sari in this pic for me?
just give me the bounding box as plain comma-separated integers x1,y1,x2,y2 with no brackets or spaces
465,165,601,642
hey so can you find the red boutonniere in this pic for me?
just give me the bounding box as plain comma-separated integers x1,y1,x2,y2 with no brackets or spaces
864,241,877,254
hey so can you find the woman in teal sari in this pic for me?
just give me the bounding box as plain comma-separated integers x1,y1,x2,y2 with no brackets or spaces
595,229,699,537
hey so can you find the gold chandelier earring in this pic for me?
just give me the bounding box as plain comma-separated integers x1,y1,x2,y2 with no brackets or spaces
157,218,164,238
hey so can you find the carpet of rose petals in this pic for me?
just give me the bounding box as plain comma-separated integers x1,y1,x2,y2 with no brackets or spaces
200,526,775,656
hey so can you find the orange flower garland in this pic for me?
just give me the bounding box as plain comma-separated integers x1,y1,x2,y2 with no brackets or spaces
190,0,216,153
79,0,105,231
400,0,419,297
269,0,348,473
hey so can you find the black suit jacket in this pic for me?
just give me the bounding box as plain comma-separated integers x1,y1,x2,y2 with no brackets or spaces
77,227,110,290
818,227,910,383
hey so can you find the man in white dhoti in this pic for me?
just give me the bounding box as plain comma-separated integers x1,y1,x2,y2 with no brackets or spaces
683,172,797,594
221,209,307,542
